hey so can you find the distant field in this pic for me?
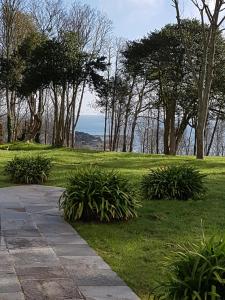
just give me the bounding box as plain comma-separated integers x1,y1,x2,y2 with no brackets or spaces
1,142,225,299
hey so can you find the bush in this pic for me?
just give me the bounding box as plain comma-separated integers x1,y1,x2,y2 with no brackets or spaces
158,236,225,300
141,165,206,200
5,155,52,184
59,167,140,222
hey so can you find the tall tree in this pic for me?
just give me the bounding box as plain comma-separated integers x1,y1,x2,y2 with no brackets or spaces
173,0,225,159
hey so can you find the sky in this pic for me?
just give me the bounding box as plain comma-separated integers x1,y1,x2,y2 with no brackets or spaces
66,0,199,41
75,0,175,40
64,0,204,114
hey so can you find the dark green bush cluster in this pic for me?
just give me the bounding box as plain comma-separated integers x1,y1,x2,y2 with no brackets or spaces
141,165,206,200
158,236,225,300
59,167,140,222
5,155,52,184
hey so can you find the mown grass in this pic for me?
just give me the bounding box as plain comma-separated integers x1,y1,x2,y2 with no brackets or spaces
1,142,225,299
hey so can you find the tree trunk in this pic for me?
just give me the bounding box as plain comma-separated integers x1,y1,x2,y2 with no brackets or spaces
129,119,137,152
71,83,78,148
129,80,146,152
104,98,108,151
206,113,220,156
164,107,170,155
122,77,135,152
175,113,192,153
156,107,160,154
169,99,176,155
6,87,12,143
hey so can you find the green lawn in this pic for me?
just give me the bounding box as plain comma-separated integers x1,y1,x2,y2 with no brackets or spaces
1,142,225,299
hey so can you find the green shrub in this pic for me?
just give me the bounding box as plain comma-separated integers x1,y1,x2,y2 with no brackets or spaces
158,235,225,300
59,167,140,222
5,155,52,184
141,165,206,200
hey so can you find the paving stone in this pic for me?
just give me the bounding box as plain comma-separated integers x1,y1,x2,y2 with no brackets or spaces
39,208,61,216
0,201,20,206
26,206,61,216
37,223,76,235
1,219,37,230
44,189,64,196
0,292,25,300
0,204,25,211
45,234,87,245
5,237,48,249
69,269,126,286
31,214,64,225
2,229,41,237
60,256,110,270
53,244,97,256
0,250,13,259
0,263,15,274
20,197,47,203
10,247,61,267
1,210,28,220
0,236,7,250
0,253,15,274
16,266,68,280
0,274,22,293
25,205,55,213
80,286,140,300
20,279,84,300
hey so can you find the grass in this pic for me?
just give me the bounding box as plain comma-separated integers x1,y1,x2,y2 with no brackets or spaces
1,142,225,299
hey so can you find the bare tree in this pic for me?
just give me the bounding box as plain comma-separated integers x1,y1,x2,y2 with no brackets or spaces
29,0,64,37
66,3,112,147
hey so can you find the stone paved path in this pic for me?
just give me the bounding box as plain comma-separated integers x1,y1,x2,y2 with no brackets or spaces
0,185,139,300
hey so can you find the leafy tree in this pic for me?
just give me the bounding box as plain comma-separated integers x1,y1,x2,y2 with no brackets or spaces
173,0,225,159
122,20,225,155
16,31,107,145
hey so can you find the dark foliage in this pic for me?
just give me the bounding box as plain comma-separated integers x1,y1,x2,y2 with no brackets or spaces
158,236,225,300
59,167,140,222
5,155,52,184
141,165,206,200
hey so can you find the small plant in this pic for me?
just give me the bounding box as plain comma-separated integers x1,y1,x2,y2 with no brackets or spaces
59,166,140,222
141,165,206,200
158,235,225,300
5,155,52,184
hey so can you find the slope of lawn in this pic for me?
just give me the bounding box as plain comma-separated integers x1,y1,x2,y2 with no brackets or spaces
1,142,225,299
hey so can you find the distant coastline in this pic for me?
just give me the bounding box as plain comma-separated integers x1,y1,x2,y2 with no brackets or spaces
76,114,105,136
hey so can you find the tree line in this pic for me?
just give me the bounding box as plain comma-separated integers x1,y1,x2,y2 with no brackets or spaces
0,0,225,159
0,0,111,147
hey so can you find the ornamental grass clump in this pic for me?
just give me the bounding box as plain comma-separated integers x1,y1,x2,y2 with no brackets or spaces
5,155,52,184
158,235,225,300
59,167,139,222
141,165,206,200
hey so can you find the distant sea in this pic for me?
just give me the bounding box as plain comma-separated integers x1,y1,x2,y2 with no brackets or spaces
76,114,105,136
76,114,141,152
76,115,196,154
